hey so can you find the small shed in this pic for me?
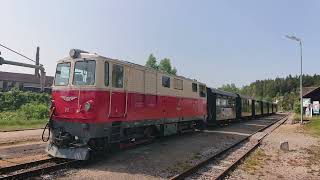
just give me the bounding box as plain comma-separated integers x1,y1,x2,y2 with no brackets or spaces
302,86,320,114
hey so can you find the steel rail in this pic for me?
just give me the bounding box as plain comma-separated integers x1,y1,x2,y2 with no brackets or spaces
213,115,288,180
169,114,288,180
0,158,80,180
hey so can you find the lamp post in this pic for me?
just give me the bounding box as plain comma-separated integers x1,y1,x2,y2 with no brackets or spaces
285,35,303,124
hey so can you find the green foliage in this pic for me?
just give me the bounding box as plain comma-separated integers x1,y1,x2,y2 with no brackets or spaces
159,58,177,75
145,54,158,70
294,99,301,114
0,111,47,131
0,88,50,111
19,103,49,120
305,117,320,137
218,83,239,93
145,54,177,75
219,74,320,111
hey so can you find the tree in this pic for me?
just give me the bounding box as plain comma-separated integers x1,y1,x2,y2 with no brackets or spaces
145,54,158,70
159,58,177,75
218,83,239,93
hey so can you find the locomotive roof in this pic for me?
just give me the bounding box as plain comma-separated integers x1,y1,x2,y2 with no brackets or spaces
57,51,205,84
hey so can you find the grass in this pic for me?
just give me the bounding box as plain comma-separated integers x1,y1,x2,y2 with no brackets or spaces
241,148,267,174
0,111,47,131
304,116,320,137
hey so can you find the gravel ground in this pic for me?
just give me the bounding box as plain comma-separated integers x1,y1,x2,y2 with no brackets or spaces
49,115,282,180
0,129,48,167
187,114,287,180
227,115,320,180
0,143,47,167
0,129,44,146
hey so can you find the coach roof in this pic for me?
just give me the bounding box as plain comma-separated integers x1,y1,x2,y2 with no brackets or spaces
208,88,238,98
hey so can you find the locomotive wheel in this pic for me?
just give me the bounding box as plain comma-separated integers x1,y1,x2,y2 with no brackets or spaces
143,126,154,139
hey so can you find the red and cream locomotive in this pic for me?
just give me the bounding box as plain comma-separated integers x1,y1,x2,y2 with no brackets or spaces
46,49,207,160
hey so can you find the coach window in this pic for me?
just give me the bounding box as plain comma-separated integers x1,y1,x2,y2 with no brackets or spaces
112,64,124,88
105,62,109,86
192,83,197,92
199,84,206,97
162,76,170,88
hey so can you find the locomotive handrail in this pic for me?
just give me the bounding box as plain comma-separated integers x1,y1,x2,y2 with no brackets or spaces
124,67,129,117
108,88,112,118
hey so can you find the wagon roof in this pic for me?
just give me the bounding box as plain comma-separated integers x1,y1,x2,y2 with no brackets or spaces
208,88,238,97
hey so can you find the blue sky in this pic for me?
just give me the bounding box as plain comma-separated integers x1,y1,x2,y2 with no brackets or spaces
0,0,319,87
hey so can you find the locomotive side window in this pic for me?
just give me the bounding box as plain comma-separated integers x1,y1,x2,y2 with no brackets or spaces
199,84,206,97
174,78,183,90
192,83,197,92
112,64,124,88
162,76,170,88
55,62,70,86
105,62,109,86
73,60,96,85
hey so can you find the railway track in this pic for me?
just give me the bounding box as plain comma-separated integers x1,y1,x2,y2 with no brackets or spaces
170,114,288,180
0,158,80,180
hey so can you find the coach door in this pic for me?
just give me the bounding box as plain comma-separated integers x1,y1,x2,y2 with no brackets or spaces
110,63,126,117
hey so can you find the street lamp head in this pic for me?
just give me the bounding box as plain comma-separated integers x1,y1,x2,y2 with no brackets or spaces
285,35,301,42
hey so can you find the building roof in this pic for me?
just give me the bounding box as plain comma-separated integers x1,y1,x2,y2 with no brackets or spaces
302,86,320,100
302,86,320,97
0,71,54,86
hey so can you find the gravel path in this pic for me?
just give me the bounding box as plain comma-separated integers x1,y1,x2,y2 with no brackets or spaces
227,114,320,180
0,129,44,146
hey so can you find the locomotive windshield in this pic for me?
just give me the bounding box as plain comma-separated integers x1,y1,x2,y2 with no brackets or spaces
73,60,96,85
54,62,71,86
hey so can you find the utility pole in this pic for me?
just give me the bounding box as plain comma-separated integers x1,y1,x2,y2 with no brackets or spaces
285,35,303,124
0,44,46,92
35,47,40,77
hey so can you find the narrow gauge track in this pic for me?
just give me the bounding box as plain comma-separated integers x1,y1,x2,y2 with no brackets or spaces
170,114,288,180
0,158,80,180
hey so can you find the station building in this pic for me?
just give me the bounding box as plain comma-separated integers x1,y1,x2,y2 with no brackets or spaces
302,86,320,114
0,71,53,92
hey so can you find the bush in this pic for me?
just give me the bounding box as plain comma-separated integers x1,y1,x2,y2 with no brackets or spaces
0,111,47,130
294,99,301,114
0,88,50,111
19,103,49,120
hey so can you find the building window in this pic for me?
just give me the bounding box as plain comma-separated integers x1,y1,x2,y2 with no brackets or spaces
3,81,8,91
105,62,109,86
19,82,24,90
112,64,124,88
162,76,170,88
174,78,183,90
192,83,197,92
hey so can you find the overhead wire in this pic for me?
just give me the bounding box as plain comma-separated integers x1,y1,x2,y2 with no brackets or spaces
0,43,36,63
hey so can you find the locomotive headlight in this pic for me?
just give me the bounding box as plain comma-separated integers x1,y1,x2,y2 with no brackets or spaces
84,101,91,112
